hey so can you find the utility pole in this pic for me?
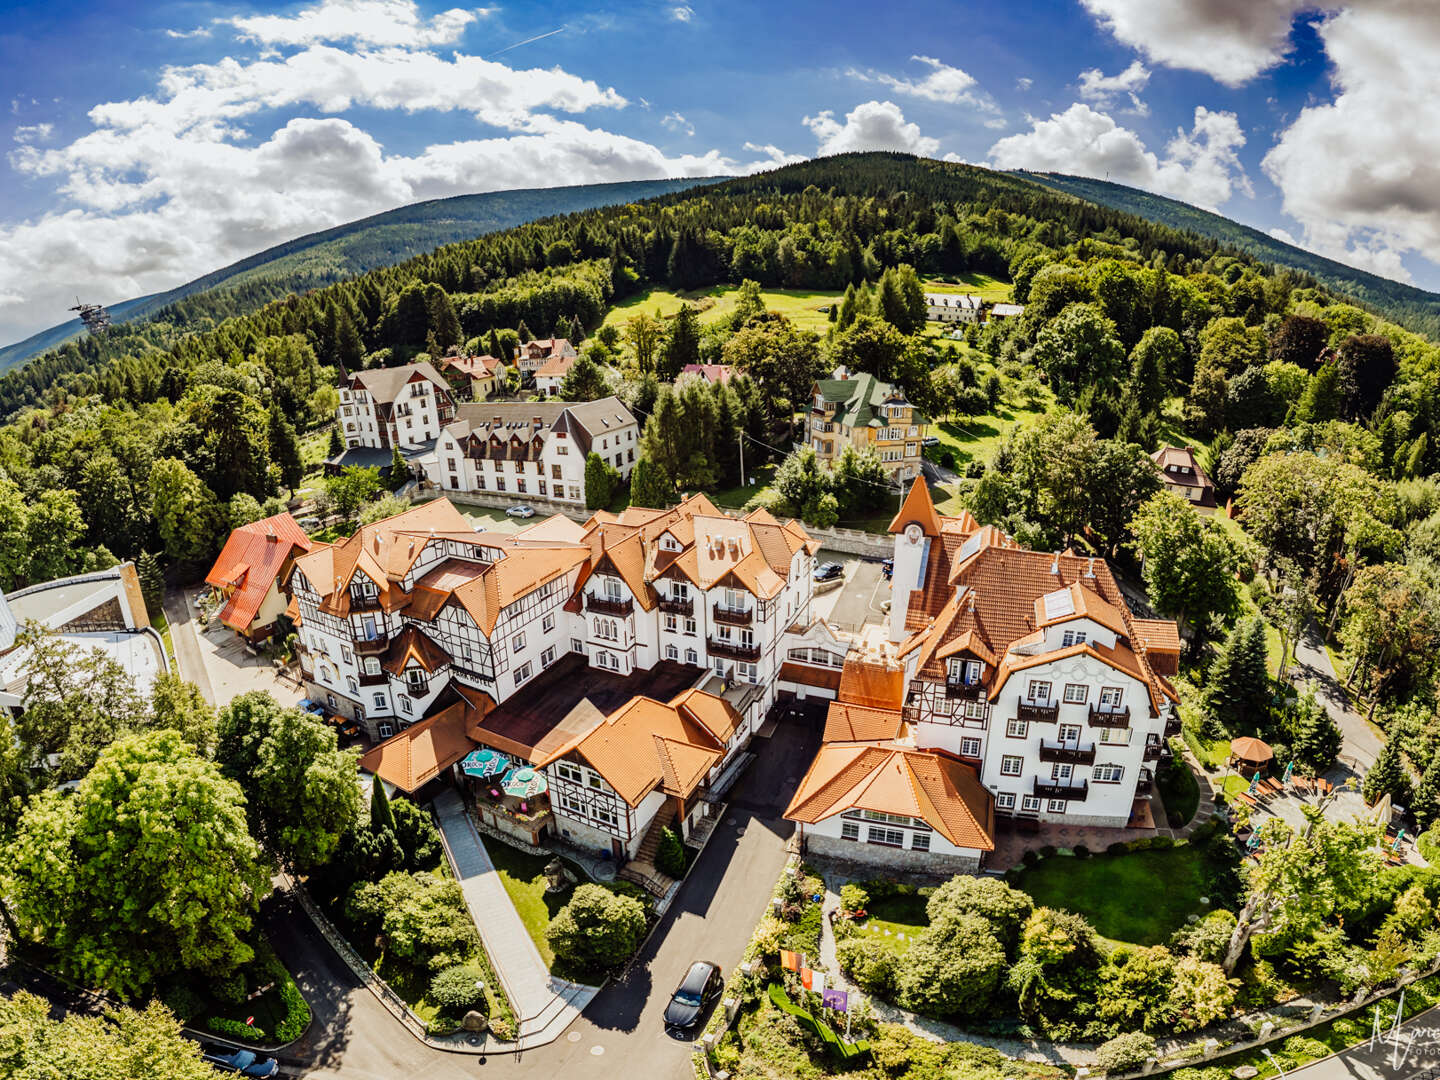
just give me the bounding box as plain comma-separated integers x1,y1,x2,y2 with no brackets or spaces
739,431,746,487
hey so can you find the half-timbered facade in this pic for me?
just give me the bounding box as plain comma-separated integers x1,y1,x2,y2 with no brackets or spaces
337,361,456,450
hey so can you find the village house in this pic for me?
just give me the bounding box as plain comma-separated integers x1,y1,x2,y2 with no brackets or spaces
809,371,927,483
513,338,578,374
1152,445,1218,514
886,479,1181,831
336,361,456,451
204,512,315,642
988,302,1025,321
428,397,639,507
924,292,983,324
680,364,736,385
533,351,577,397
440,354,504,401
287,494,821,872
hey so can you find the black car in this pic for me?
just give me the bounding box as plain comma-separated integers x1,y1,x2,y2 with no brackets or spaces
201,1048,279,1078
813,562,843,582
664,960,723,1030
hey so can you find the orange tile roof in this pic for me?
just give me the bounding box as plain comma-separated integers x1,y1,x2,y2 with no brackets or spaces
785,742,995,851
1032,580,1129,638
536,353,576,378
541,689,741,807
778,662,843,692
823,702,907,743
381,625,451,676
888,477,944,537
206,512,314,632
837,658,906,709
1133,618,1181,654
359,691,494,793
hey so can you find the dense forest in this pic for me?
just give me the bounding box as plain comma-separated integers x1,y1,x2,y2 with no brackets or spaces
1026,171,1440,339
0,176,711,375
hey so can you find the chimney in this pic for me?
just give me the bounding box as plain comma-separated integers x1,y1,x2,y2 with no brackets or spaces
1086,557,1096,578
1050,552,1060,575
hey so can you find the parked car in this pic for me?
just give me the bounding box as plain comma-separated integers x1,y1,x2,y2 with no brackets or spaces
506,504,536,518
921,435,940,447
201,1048,279,1078
881,557,894,580
812,562,843,582
664,960,723,1030
297,516,322,530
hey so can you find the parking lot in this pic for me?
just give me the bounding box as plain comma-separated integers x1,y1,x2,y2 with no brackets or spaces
459,504,548,534
811,549,890,633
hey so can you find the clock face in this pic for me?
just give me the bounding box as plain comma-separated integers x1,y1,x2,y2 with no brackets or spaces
904,524,923,544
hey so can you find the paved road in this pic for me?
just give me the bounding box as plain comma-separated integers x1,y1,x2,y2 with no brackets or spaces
162,584,215,704
1291,1003,1440,1080
271,719,820,1079
1293,621,1383,769
825,557,886,633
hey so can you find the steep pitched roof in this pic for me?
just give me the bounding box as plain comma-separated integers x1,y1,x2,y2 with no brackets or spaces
888,477,944,537
785,742,995,851
359,690,494,793
381,625,451,676
349,361,449,404
836,658,906,709
814,373,913,429
205,512,313,631
823,702,907,743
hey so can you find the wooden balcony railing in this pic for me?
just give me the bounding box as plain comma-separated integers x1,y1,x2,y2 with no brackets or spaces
707,637,760,662
1135,770,1154,796
946,680,985,700
585,594,634,617
355,635,389,655
1033,777,1089,801
712,604,753,627
1164,715,1182,738
657,596,693,616
1088,705,1131,728
1142,741,1163,762
1038,740,1097,766
1018,701,1059,723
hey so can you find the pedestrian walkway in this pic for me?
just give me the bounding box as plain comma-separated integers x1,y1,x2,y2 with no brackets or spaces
432,790,598,1047
1292,621,1382,768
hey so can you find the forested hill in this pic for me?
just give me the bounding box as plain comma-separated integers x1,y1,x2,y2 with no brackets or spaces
0,176,715,374
1019,171,1440,339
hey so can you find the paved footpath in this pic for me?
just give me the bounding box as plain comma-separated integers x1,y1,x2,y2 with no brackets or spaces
1293,621,1383,770
432,790,597,1044
1292,1003,1440,1080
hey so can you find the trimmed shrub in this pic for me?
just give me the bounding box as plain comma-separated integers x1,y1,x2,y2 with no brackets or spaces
837,936,898,996
1096,1031,1157,1073
1038,844,1057,858
158,984,204,1023
547,884,647,970
1073,844,1090,858
430,964,488,1014
840,883,870,913
655,826,686,878
207,1017,266,1042
1419,827,1440,866
1107,841,1129,855
1021,850,1040,866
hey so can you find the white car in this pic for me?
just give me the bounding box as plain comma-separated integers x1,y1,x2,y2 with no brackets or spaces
506,505,536,519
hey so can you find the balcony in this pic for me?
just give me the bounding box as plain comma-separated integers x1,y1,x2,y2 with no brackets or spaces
1018,700,1059,723
1038,740,1097,766
359,670,388,687
712,603,753,627
1088,705,1131,728
585,594,634,618
1143,740,1163,762
1033,777,1089,801
707,637,760,662
355,634,389,655
945,680,985,700
1135,769,1155,797
1164,715,1182,738
657,595,693,616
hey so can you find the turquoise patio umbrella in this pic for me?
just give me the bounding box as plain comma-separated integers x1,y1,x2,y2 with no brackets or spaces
501,767,549,798
461,748,508,779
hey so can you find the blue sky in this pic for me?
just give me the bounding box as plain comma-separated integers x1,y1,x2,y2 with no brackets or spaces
2,0,1437,346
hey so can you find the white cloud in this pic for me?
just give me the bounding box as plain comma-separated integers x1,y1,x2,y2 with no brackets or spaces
804,100,939,157
164,27,213,40
1260,1,1440,283
987,102,1250,211
662,111,694,136
1015,77,1034,92
671,5,695,21
1077,59,1150,114
225,0,484,48
13,123,53,145
1078,0,1315,86
849,55,980,106
743,141,806,167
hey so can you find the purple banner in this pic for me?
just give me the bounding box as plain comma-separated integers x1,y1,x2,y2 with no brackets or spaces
822,988,848,1012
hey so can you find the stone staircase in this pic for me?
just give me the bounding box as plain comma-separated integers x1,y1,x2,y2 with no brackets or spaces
618,804,677,896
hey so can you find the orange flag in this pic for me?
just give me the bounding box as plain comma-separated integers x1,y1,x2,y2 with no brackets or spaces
780,949,800,972
800,966,814,990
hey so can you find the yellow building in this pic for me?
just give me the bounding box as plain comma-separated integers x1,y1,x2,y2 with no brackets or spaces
809,373,927,482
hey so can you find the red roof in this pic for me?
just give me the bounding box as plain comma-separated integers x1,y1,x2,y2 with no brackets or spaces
205,513,313,632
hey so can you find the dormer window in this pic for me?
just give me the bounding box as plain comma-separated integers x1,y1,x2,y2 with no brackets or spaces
1061,629,1088,647
947,658,982,685
406,668,428,695
605,577,623,601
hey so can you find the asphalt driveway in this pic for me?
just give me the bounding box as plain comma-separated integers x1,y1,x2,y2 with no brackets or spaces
275,715,821,1079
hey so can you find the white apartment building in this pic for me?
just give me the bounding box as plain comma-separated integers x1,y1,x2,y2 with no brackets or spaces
337,361,457,450
289,494,821,866
924,292,983,324
887,480,1181,831
514,338,578,373
428,398,639,507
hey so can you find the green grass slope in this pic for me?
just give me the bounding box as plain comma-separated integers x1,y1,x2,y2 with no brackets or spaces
0,176,718,374
1019,171,1440,338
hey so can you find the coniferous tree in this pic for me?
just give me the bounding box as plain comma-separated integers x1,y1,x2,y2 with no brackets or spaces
269,403,304,494
659,305,701,381
1363,739,1413,808
1203,616,1270,734
388,444,408,489
136,551,164,618
629,456,673,509
328,427,343,457
1411,756,1440,830
370,775,396,835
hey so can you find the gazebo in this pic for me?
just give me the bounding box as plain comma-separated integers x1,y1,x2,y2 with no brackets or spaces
1229,736,1274,772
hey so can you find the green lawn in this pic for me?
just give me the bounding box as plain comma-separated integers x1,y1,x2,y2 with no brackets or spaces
1013,847,1213,945
600,285,842,334
483,840,582,970
921,273,1013,302
855,890,930,953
